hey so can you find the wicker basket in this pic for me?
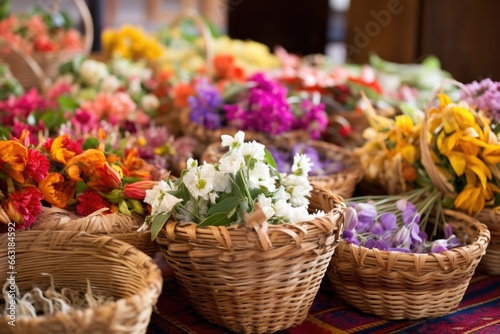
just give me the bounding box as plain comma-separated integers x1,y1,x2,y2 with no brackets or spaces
201,140,364,199
30,207,158,258
474,208,500,275
155,184,345,333
328,209,490,320
0,0,93,92
0,230,163,334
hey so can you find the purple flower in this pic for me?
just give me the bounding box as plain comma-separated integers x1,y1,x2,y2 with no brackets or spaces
462,78,500,121
430,239,449,253
380,212,397,231
188,80,224,130
292,99,328,139
343,207,358,232
369,221,385,236
225,73,294,135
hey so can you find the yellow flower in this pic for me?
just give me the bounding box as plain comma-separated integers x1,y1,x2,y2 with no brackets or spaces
454,171,500,215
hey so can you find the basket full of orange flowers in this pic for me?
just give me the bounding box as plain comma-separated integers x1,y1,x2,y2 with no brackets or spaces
3,134,161,257
0,0,93,91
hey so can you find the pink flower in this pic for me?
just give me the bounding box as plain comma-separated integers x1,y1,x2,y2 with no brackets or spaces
24,148,50,183
107,92,136,125
47,82,72,102
3,187,43,229
61,30,83,50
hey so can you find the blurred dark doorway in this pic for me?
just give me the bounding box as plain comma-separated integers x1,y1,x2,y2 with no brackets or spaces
227,0,329,55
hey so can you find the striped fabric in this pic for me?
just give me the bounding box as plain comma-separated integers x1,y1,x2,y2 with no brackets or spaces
147,273,500,334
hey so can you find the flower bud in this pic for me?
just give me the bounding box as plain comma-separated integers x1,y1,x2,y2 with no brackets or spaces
123,181,158,200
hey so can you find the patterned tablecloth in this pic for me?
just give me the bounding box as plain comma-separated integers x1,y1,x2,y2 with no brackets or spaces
147,272,500,334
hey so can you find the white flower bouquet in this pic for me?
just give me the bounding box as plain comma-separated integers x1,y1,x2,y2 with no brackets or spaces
145,131,325,238
145,131,345,333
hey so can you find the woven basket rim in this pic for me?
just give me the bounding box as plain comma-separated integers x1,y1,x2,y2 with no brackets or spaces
0,230,162,327
156,184,346,250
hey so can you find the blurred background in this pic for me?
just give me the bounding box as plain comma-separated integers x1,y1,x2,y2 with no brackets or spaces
11,0,500,83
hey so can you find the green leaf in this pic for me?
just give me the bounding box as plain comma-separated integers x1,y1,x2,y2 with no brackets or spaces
121,177,142,185
82,137,99,151
40,110,65,130
58,95,79,110
151,212,172,240
75,181,88,195
207,196,241,216
264,149,283,183
198,212,233,227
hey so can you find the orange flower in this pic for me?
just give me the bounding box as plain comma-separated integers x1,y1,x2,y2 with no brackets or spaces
173,83,195,108
121,148,153,180
49,135,77,164
0,140,27,183
39,172,76,208
214,54,245,82
66,149,122,192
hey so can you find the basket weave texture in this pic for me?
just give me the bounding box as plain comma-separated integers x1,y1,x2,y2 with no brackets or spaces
0,230,163,334
328,209,490,320
30,207,158,258
201,140,364,199
474,208,500,275
155,184,345,333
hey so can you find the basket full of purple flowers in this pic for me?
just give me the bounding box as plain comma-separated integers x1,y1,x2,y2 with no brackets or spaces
181,72,328,156
328,188,490,320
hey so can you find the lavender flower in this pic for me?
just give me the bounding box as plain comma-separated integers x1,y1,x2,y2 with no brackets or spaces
188,80,224,130
344,197,462,254
462,78,500,121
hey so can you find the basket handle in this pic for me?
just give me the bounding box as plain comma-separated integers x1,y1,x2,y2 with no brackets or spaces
0,37,50,94
244,204,273,250
168,7,214,78
73,0,94,56
419,79,483,198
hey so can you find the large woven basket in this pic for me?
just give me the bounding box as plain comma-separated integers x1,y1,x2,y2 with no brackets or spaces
201,140,364,199
155,184,345,333
328,209,490,320
0,0,93,92
0,230,163,334
30,207,158,258
474,208,500,275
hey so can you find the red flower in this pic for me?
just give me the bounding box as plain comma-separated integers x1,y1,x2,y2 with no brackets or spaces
3,187,43,229
24,148,50,183
76,189,111,216
123,181,157,200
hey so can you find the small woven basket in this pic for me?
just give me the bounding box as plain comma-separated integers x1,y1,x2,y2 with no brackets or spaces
30,207,158,258
155,184,345,333
0,0,93,92
0,230,163,334
201,140,364,199
328,209,490,320
474,208,500,275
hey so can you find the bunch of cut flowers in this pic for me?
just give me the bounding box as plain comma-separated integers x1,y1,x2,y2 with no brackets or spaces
355,84,500,217
143,131,325,239
50,55,162,122
0,134,48,232
186,71,328,142
343,187,462,253
36,133,159,219
0,1,84,54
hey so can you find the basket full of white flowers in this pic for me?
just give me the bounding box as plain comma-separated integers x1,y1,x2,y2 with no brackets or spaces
144,131,345,333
